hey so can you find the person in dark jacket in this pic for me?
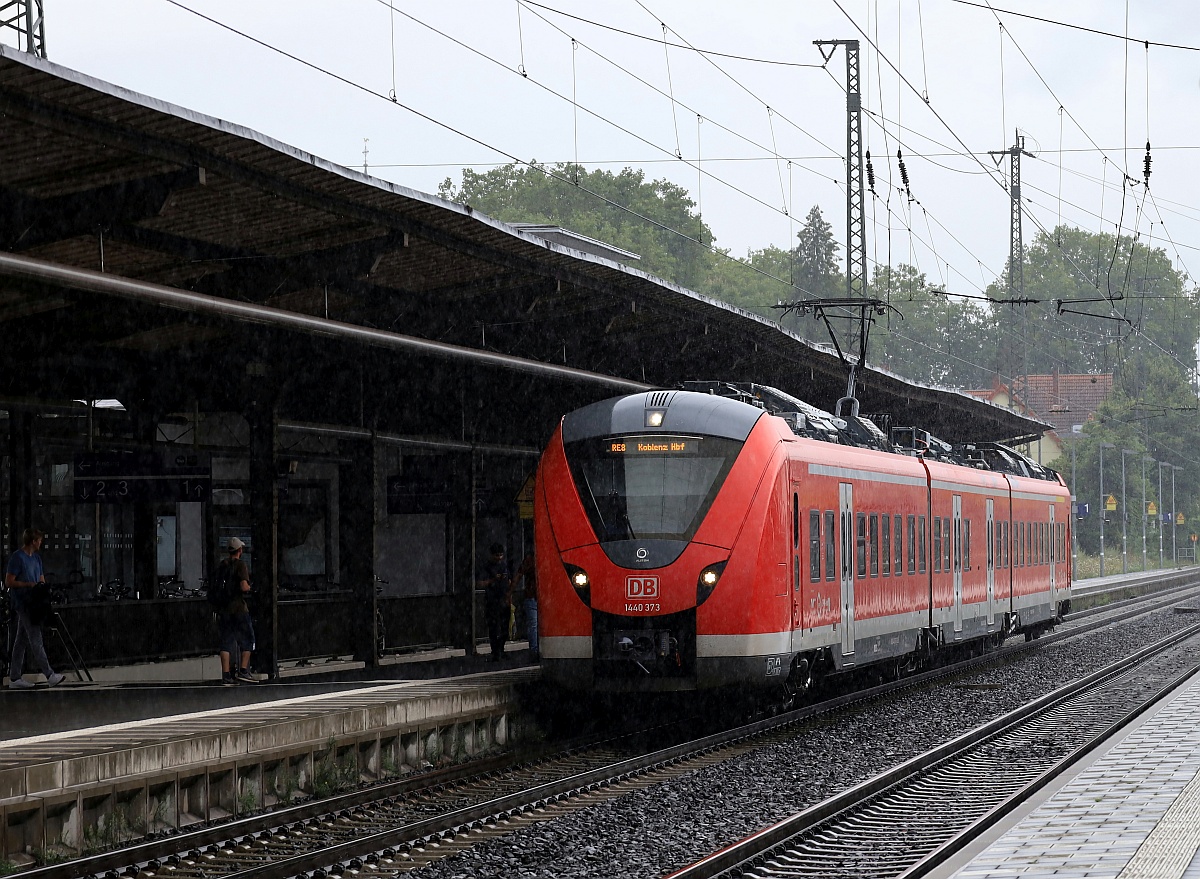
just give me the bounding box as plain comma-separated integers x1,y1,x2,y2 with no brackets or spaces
512,552,539,660
216,537,257,685
476,543,511,662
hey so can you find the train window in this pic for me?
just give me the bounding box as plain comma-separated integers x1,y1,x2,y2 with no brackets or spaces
894,516,903,576
809,510,821,582
987,520,994,569
952,518,960,572
856,513,867,579
882,514,891,576
825,511,836,581
793,494,800,551
918,516,927,573
944,517,952,572
1003,521,1010,568
1020,522,1026,567
564,434,743,543
933,517,942,573
964,519,971,571
870,514,879,577
907,515,916,574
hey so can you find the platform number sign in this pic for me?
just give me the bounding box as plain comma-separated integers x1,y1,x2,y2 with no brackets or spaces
73,450,212,503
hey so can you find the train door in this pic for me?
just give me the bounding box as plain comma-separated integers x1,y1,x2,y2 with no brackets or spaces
839,482,855,659
790,487,802,632
986,498,995,627
952,494,964,635
1048,503,1057,606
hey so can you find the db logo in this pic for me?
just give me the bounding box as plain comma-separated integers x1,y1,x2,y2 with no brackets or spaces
626,576,659,599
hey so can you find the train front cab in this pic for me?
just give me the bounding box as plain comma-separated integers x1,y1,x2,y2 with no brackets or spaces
535,391,794,693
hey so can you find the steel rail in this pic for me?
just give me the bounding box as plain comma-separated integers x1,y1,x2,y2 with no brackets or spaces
20,578,1200,879
667,623,1200,879
0,250,654,392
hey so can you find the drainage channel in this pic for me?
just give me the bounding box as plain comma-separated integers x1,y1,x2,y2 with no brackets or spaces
666,623,1200,879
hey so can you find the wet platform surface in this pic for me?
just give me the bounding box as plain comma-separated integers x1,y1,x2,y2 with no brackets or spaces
949,670,1200,879
1,647,536,741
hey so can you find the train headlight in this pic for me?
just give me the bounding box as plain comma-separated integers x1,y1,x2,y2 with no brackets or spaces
645,409,665,427
564,563,591,606
696,561,727,605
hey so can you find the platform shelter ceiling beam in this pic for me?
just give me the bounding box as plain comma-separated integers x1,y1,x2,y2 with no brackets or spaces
0,167,206,252
0,250,654,393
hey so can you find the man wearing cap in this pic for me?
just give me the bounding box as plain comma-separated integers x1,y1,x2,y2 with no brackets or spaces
216,537,256,685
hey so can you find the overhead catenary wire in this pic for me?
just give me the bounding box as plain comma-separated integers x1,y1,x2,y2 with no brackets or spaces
159,0,833,304
157,0,1190,369
402,0,998,313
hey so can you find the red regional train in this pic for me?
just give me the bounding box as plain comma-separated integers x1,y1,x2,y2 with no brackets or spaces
534,381,1071,699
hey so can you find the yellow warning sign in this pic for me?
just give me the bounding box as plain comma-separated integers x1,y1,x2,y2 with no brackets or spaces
1148,501,1158,516
1177,513,1186,525
516,472,536,520
1105,495,1117,511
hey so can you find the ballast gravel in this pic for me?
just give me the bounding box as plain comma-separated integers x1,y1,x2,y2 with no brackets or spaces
405,605,1200,879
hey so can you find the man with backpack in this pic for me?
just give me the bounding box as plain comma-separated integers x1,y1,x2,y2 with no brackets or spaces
211,537,257,686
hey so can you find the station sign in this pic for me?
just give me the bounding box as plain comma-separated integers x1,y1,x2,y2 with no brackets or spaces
73,450,211,503
386,456,451,515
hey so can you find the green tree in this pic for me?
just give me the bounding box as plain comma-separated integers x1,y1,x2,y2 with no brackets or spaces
1065,353,1198,565
980,225,1199,388
867,264,994,387
439,162,716,291
792,205,841,300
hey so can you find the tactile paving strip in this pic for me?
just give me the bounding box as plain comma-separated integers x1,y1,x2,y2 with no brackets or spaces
955,674,1200,879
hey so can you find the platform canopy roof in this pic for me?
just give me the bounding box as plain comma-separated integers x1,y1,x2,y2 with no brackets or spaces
0,47,1047,450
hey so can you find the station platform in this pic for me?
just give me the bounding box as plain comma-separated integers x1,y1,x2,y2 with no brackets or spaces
0,646,542,861
942,668,1200,879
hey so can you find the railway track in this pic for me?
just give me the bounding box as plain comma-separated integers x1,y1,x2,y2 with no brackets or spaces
667,623,1200,879
21,579,1200,879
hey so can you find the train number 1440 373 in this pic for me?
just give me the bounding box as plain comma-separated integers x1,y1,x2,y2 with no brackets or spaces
625,602,661,613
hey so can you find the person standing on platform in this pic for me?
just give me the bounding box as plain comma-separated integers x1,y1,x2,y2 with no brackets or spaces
477,543,511,662
512,552,539,661
5,528,64,689
216,537,257,686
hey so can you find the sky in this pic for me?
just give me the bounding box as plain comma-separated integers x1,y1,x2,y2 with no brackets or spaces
7,1,1200,301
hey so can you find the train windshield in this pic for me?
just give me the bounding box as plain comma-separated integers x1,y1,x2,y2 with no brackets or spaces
563,434,742,542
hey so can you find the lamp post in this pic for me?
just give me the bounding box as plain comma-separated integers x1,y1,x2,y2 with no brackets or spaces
1142,454,1154,571
1121,449,1138,574
1171,465,1181,566
1158,461,1167,569
1099,443,1115,576
1070,439,1077,568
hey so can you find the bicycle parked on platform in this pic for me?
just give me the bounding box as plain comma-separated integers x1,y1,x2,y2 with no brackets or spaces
94,577,131,600
158,576,204,599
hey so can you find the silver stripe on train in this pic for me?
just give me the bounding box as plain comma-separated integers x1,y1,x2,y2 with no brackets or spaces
808,463,926,487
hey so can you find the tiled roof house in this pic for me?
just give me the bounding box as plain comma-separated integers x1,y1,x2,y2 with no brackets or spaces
964,370,1114,466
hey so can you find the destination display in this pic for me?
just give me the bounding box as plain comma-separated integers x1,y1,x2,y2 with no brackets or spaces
606,436,699,455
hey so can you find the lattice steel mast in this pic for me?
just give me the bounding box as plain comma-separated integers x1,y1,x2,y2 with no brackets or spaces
989,130,1034,400
0,0,46,58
